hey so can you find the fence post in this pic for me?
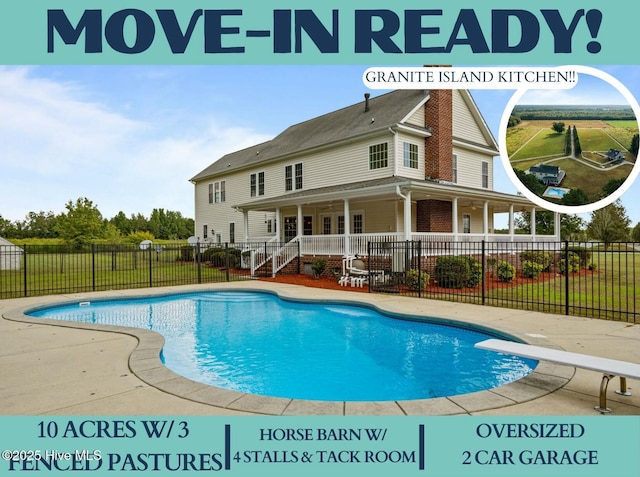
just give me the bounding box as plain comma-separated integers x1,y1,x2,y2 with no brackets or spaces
196,242,202,284
23,244,28,297
481,240,486,305
225,243,230,282
564,240,570,315
418,240,422,299
92,244,96,292
148,245,153,288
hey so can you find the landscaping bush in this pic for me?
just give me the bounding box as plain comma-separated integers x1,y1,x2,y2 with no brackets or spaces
201,247,241,268
496,261,515,282
311,258,327,278
435,256,481,289
521,260,544,279
559,252,580,274
405,269,429,291
566,246,591,268
177,246,194,261
519,250,554,272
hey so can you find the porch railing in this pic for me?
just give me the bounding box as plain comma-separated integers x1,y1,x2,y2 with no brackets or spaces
278,232,558,258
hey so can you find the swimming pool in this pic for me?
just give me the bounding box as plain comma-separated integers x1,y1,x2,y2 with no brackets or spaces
28,291,536,402
543,186,570,198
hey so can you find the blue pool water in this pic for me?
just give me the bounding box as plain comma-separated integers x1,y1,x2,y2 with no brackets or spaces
544,187,569,198
28,291,536,401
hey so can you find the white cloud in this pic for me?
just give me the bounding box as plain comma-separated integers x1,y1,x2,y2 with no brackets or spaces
0,67,271,221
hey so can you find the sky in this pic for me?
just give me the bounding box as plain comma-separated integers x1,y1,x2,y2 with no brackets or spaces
1,65,640,228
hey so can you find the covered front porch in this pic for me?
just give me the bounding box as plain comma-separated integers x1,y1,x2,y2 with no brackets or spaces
236,177,559,259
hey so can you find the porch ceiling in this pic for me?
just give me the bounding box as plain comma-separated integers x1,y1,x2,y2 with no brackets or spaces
234,177,536,213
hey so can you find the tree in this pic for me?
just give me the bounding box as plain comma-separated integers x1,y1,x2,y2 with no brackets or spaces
55,197,105,248
601,178,626,198
632,222,640,242
514,212,585,241
631,133,639,158
551,121,565,134
561,188,589,206
586,201,630,249
514,169,546,196
24,211,58,238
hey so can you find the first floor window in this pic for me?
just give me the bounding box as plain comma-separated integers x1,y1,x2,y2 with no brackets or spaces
353,213,364,234
229,223,235,244
203,225,208,239
369,143,388,170
323,216,331,234
463,214,471,234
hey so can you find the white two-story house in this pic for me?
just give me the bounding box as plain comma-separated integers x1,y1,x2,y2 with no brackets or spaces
190,88,559,268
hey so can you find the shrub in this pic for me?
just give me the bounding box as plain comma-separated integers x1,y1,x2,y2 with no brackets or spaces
311,258,327,278
435,256,481,289
519,250,554,272
588,262,598,271
177,246,194,261
559,252,580,274
566,246,591,268
496,261,515,282
405,269,429,291
521,260,544,279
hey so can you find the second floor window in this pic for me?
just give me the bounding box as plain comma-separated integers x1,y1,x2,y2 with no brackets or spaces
209,181,225,203
369,143,388,170
482,161,489,188
250,172,265,197
403,142,418,169
285,163,303,191
452,154,458,183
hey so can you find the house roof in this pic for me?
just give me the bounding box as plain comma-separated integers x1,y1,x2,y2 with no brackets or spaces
190,89,430,182
530,164,559,175
236,176,535,213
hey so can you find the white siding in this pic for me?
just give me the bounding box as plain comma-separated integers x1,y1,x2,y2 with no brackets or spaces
452,90,489,146
453,147,494,191
395,131,425,180
404,104,425,127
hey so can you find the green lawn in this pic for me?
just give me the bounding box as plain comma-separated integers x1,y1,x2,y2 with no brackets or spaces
0,248,241,299
486,250,640,321
578,129,622,152
509,130,566,161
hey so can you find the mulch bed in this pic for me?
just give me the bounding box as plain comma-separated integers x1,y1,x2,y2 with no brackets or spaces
258,270,597,294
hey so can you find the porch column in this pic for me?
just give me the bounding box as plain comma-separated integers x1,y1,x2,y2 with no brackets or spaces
508,204,514,242
531,208,536,242
404,190,412,241
483,201,489,241
275,207,281,241
243,211,249,242
344,198,350,256
554,211,561,241
452,197,459,241
297,204,303,237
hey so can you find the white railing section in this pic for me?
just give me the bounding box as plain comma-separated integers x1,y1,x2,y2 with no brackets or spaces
247,233,560,273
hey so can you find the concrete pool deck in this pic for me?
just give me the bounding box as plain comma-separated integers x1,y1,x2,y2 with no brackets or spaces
1,281,640,416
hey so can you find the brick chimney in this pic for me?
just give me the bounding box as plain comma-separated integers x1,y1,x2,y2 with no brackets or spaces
417,87,454,233
424,89,453,181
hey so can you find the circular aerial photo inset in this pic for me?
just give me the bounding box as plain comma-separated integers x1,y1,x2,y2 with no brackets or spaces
500,66,640,214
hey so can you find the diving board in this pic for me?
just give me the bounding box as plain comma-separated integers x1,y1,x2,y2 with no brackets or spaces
475,338,640,413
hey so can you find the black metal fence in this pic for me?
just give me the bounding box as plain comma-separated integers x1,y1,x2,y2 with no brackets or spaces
0,242,299,299
368,240,639,323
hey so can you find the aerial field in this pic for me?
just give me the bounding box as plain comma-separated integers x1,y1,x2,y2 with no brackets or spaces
506,118,638,202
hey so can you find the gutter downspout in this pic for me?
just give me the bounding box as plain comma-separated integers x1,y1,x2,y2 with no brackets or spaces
389,127,399,176
396,186,412,241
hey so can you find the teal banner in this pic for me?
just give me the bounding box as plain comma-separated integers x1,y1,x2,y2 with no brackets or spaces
0,1,638,64
1,416,639,476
